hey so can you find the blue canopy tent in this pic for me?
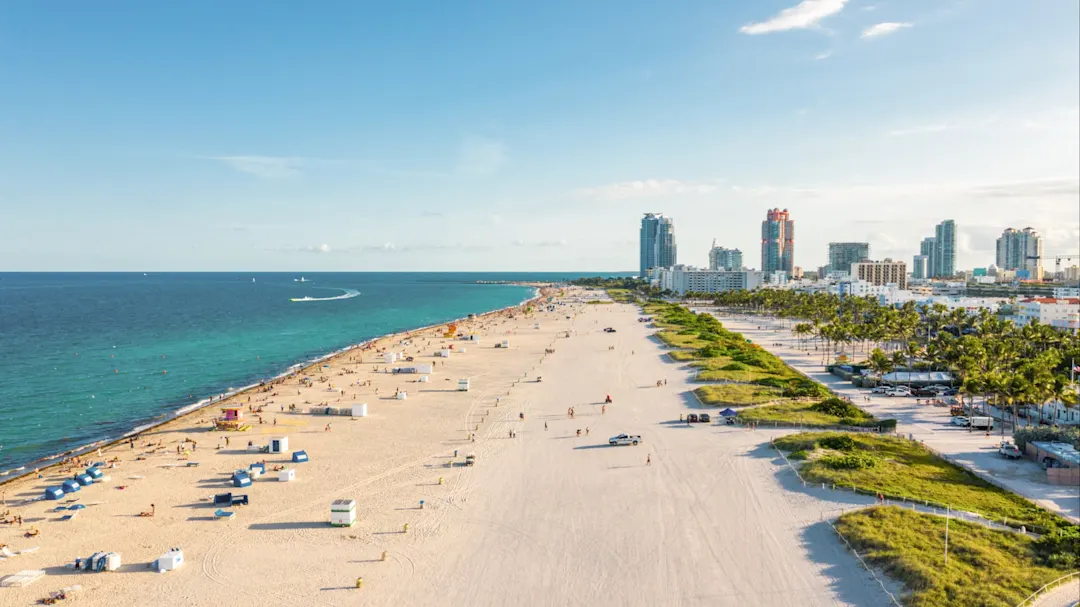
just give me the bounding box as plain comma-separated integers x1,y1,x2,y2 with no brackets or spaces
719,408,739,417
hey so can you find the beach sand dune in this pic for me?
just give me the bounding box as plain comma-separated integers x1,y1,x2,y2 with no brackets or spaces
0,291,887,606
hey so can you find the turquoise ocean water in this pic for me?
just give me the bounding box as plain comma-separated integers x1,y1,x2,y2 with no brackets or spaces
0,272,621,474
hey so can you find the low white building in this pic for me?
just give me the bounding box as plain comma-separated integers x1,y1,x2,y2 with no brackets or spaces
653,265,763,295
1015,298,1080,333
1053,287,1080,299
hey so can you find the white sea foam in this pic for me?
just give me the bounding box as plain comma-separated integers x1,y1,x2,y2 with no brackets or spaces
290,288,360,302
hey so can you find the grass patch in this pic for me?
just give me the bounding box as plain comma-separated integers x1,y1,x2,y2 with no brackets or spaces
605,288,633,303
774,432,1069,531
655,329,710,350
736,399,880,428
668,350,699,362
585,300,614,305
835,507,1072,607
693,384,784,406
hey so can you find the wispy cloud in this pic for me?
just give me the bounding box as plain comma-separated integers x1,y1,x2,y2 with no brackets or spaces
457,136,506,177
575,179,725,201
887,123,952,137
208,155,304,179
739,0,848,35
814,50,834,60
861,22,912,39
513,239,568,248
967,177,1080,199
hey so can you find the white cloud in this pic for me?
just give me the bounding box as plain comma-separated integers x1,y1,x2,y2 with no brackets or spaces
861,22,912,39
814,50,833,60
209,155,304,179
575,179,724,201
457,136,506,177
739,0,848,35
887,123,953,137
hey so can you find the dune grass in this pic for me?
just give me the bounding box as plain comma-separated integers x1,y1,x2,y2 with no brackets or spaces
775,432,1068,532
834,507,1071,607
736,400,874,426
693,383,784,406
605,288,633,303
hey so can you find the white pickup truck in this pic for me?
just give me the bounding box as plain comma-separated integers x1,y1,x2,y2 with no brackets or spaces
609,434,642,446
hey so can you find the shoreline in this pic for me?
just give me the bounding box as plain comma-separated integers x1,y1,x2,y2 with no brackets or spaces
0,285,543,488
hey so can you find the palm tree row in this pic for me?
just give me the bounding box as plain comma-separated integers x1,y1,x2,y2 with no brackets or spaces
693,290,1080,427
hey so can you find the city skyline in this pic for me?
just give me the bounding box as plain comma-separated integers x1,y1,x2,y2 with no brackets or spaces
0,1,1077,271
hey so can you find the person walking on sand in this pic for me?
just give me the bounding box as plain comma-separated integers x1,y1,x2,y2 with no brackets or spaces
544,422,548,431
224,436,230,447
646,454,651,466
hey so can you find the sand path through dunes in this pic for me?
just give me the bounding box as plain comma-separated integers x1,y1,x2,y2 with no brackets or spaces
362,302,892,607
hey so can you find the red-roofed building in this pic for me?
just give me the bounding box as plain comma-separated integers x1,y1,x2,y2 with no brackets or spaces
1016,298,1080,333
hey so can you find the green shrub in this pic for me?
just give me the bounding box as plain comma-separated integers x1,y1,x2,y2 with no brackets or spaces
696,345,727,358
820,452,878,470
789,449,810,460
1014,426,1080,451
819,434,858,451
721,361,749,371
1033,525,1080,568
811,397,867,418
784,378,830,398
755,377,787,389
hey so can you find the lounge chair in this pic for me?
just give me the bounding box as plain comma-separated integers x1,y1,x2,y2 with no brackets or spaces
214,509,235,519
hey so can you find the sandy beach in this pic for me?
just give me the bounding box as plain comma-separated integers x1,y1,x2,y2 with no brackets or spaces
1,291,891,606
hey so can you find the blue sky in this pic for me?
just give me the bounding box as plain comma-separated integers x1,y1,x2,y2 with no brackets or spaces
1,0,1077,271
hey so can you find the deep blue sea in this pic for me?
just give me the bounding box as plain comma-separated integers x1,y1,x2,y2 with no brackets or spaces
0,272,626,474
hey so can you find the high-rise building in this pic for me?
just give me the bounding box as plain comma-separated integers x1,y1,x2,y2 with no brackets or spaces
996,227,1043,280
912,255,928,280
933,220,957,278
827,242,870,275
761,208,794,273
852,259,908,289
708,240,743,271
920,237,937,279
639,213,677,276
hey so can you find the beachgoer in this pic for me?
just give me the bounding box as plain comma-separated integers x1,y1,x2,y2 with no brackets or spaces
544,422,548,431
646,454,651,466
225,437,230,447
585,427,590,436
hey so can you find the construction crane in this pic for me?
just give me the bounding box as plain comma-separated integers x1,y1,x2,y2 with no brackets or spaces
1055,254,1079,274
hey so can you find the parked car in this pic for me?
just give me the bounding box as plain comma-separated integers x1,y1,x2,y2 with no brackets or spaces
999,443,1022,459
609,434,642,446
912,388,938,397
951,416,970,426
687,413,699,423
870,386,891,394
698,413,711,423
885,387,911,397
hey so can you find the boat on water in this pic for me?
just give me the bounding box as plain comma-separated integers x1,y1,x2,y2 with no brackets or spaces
290,296,317,302
294,276,309,282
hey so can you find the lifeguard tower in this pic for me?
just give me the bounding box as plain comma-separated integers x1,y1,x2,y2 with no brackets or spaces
214,407,250,432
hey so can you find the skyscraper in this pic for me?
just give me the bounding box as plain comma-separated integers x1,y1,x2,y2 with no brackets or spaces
920,237,937,279
827,242,870,275
934,220,957,278
639,213,677,276
708,240,743,271
996,227,1043,280
912,255,928,280
761,208,794,273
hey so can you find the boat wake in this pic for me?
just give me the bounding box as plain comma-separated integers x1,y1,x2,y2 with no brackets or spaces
290,288,360,302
